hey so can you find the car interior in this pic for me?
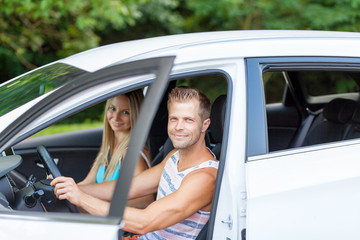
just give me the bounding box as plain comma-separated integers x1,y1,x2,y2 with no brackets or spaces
266,70,360,152
0,72,228,215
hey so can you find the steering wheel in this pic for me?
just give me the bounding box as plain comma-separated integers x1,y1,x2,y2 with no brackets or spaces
36,145,61,178
36,145,79,213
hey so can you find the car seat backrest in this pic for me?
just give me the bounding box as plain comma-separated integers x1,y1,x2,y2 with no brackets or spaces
322,98,357,124
302,98,357,146
344,104,360,140
151,137,174,167
209,94,227,159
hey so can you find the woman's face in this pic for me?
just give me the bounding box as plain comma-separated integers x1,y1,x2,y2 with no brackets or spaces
106,95,131,133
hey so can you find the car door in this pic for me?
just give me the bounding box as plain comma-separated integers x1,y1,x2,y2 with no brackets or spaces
0,56,174,240
246,57,360,240
11,127,102,186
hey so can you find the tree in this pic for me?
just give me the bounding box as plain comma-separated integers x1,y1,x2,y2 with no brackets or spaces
0,0,181,82
182,0,360,32
2,0,360,83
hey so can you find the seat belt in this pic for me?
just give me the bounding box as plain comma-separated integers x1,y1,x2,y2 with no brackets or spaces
290,108,322,147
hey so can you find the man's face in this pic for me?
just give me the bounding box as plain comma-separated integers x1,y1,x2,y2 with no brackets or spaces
168,100,207,149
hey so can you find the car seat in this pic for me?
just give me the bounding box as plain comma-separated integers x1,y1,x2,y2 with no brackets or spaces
343,103,360,140
301,98,357,146
208,94,227,159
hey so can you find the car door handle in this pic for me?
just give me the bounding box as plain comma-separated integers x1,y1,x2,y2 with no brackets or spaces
221,215,233,230
36,158,59,168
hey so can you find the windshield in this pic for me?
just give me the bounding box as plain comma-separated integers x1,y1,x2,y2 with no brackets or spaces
0,63,86,117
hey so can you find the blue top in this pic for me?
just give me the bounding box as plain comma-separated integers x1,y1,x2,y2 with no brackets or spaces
95,150,150,183
96,162,120,183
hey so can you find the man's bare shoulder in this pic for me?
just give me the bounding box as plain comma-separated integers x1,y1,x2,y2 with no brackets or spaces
183,162,218,184
178,163,218,211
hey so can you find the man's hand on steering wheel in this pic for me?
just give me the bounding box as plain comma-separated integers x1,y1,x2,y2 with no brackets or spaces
51,176,84,206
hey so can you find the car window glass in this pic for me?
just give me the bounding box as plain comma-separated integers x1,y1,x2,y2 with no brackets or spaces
263,72,286,104
177,73,227,102
33,102,105,137
0,63,86,117
297,71,360,97
33,86,152,137
264,68,360,152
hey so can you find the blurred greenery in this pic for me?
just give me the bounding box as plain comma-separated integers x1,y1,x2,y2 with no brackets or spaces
0,63,84,116
3,0,360,84
33,121,103,137
177,73,228,103
2,0,360,132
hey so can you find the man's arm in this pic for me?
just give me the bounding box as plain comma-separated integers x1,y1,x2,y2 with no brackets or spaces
122,167,217,235
78,151,167,201
127,158,166,199
51,170,159,215
80,155,166,201
51,151,170,215
78,180,116,201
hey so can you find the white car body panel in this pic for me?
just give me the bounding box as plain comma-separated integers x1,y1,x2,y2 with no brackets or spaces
212,59,248,240
213,59,246,239
3,30,360,239
247,140,360,239
58,31,360,72
0,214,120,240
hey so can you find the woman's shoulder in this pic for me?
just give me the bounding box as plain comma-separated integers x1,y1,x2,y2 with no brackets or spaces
140,148,151,168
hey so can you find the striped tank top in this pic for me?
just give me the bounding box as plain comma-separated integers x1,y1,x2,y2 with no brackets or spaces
139,150,219,240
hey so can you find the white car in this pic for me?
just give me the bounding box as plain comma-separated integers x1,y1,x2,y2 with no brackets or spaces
1,30,360,239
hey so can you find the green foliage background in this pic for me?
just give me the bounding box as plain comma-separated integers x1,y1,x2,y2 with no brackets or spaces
2,0,360,128
3,0,360,84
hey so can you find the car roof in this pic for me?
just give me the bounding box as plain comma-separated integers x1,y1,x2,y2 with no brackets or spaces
60,30,360,72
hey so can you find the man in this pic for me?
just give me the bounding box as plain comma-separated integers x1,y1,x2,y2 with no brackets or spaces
51,87,219,239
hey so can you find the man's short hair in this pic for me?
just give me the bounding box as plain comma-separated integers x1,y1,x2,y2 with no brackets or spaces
167,86,211,121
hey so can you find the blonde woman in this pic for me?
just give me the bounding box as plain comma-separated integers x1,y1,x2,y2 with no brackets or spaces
51,90,154,212
51,89,152,211
78,90,151,186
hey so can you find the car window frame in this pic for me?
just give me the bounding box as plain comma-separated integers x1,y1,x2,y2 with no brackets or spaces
246,56,360,157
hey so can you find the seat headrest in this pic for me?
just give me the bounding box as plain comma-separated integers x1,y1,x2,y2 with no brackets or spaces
210,95,227,143
323,98,357,124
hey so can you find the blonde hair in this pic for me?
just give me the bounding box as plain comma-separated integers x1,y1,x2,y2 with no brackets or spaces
92,89,144,181
167,86,211,121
